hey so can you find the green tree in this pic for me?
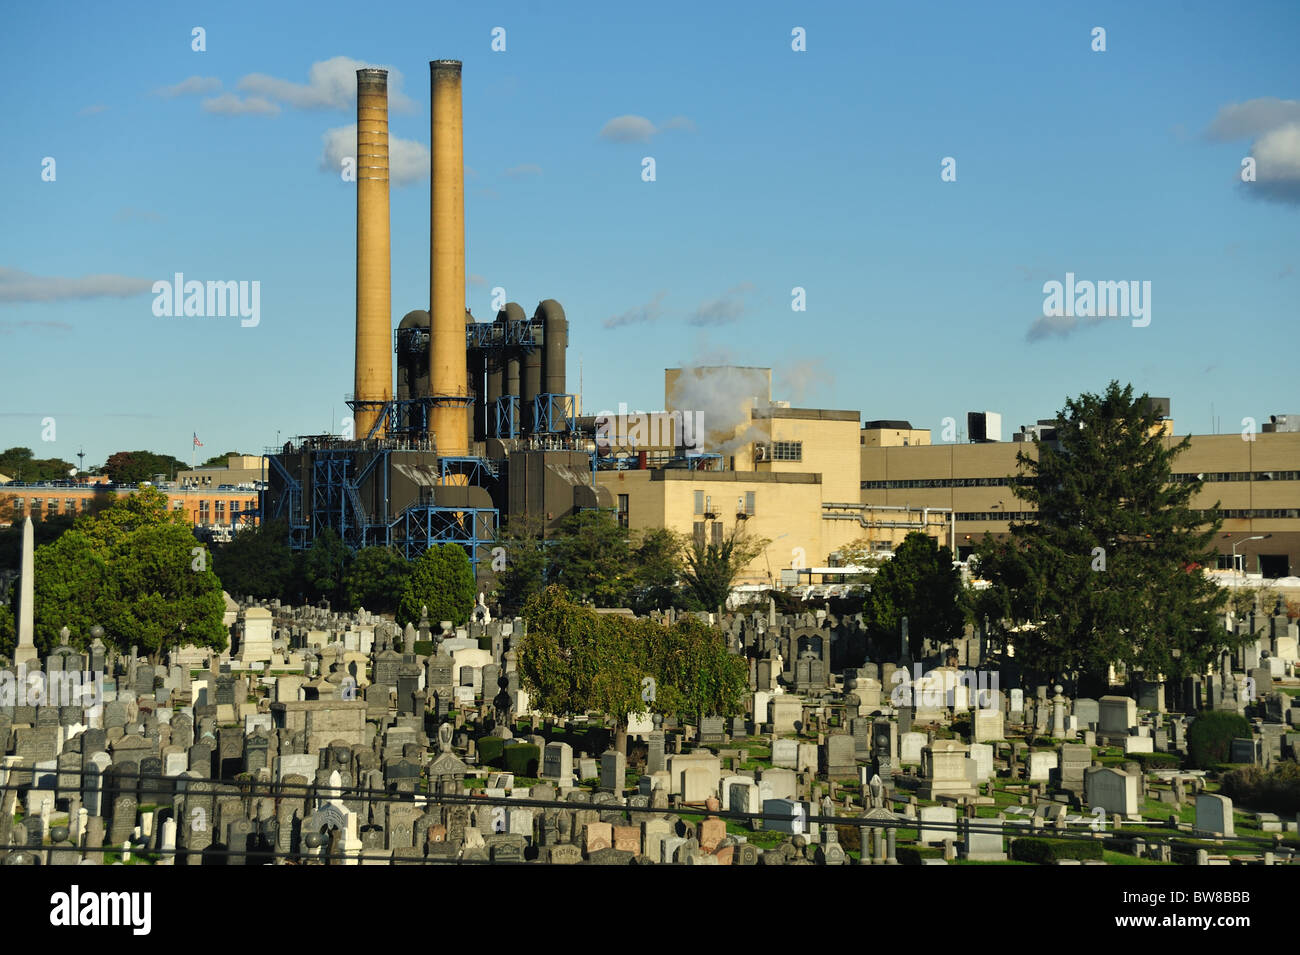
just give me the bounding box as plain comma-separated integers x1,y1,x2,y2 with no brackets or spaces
342,546,411,614
0,600,16,656
0,447,78,482
519,585,647,754
397,544,475,627
212,519,303,601
978,381,1231,685
0,511,80,573
102,450,187,484
680,523,768,611
303,528,351,604
628,528,686,614
550,509,633,606
649,614,748,726
32,485,226,660
864,531,965,659
491,513,550,613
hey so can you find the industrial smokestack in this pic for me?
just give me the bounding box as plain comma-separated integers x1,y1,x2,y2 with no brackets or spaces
428,59,469,455
354,68,392,438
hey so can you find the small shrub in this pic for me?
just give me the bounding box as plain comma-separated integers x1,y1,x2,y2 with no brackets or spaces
1186,712,1252,770
1132,751,1182,771
1010,837,1103,863
503,742,540,777
477,736,505,767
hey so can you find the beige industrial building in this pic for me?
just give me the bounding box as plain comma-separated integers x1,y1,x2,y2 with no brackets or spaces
595,369,1300,585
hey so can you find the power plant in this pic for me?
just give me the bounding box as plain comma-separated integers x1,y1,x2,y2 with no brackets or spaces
262,61,612,576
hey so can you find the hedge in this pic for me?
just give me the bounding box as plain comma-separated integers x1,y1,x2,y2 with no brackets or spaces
477,736,505,767
1010,837,1104,863
1186,711,1252,770
503,742,540,777
1131,751,1182,771
1220,761,1300,815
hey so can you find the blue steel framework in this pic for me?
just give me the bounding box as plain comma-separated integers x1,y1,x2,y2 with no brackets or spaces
263,446,498,575
532,393,576,434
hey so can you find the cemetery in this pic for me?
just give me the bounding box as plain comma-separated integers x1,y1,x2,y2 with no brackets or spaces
3,535,1300,866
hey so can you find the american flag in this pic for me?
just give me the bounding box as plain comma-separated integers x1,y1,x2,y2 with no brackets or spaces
193,433,203,448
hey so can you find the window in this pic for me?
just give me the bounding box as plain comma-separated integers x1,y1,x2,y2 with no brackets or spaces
12,499,22,515
215,501,225,523
772,440,802,462
65,499,74,513
693,521,705,547
694,490,704,514
712,522,724,547
199,500,210,524
745,491,756,516
617,494,629,529
231,501,241,521
79,498,91,511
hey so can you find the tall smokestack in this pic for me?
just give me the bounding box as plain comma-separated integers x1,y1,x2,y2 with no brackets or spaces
354,68,392,438
429,59,468,456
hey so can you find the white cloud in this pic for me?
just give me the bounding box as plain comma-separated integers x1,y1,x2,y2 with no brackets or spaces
155,76,222,98
238,56,416,112
1205,97,1300,141
0,267,152,303
504,163,542,179
320,124,430,186
599,115,658,143
599,114,696,143
201,94,280,116
1249,121,1300,203
77,104,109,116
469,274,488,288
1205,98,1300,205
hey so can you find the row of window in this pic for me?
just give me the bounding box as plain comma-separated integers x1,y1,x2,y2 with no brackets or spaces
863,477,1019,489
953,508,1300,523
864,471,1300,490
693,491,757,516
11,498,244,523
11,498,92,515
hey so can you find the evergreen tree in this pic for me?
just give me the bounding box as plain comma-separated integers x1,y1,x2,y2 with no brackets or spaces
863,531,965,659
396,544,475,627
977,381,1231,684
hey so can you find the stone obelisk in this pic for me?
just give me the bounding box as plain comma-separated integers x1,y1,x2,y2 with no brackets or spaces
14,517,38,665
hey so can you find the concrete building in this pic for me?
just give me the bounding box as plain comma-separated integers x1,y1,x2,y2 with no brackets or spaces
595,369,1300,586
861,424,1300,577
3,482,258,534
176,453,266,490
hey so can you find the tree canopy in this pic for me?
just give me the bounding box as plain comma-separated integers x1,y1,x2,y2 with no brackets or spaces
212,519,304,602
862,531,966,659
975,381,1230,685
518,585,746,753
102,450,187,484
680,522,767,611
342,546,411,615
0,446,77,483
32,485,226,660
397,543,475,627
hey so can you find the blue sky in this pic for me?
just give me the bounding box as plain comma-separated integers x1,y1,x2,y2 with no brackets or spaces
1,0,1297,467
